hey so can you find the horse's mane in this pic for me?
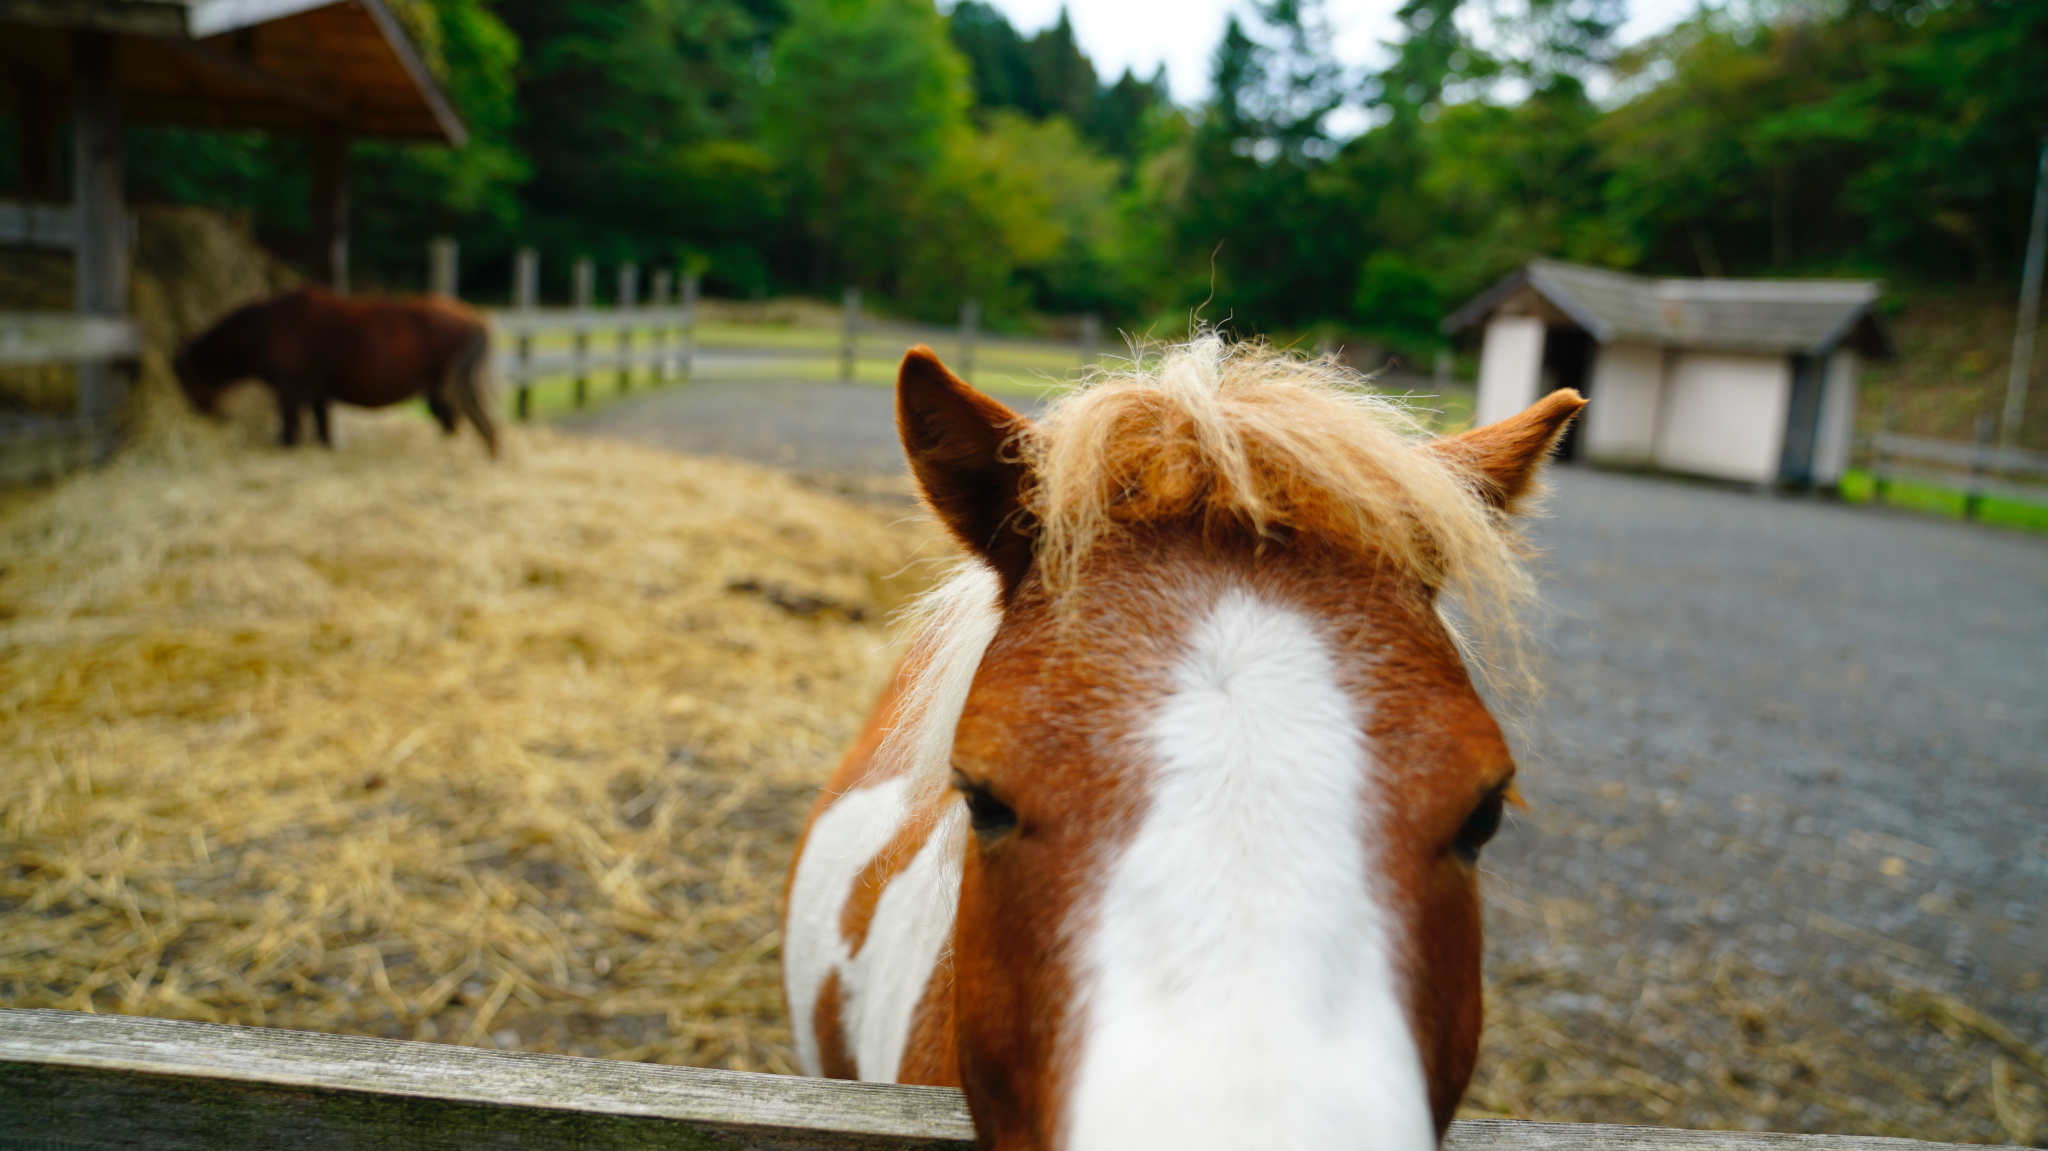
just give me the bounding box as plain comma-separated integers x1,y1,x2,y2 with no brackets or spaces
882,334,1537,807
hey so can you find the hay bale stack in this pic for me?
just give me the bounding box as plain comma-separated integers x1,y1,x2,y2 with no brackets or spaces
0,415,946,1069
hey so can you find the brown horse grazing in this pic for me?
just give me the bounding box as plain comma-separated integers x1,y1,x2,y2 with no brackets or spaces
785,336,1585,1151
175,287,498,456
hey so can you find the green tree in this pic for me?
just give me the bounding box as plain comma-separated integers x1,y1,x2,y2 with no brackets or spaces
897,112,1120,317
493,0,785,295
1600,0,2048,282
353,0,529,288
761,0,969,293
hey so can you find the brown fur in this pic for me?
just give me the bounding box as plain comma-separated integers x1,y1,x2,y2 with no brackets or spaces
174,287,498,456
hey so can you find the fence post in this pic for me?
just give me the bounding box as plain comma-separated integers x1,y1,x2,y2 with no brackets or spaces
650,268,673,384
1079,311,1099,374
1433,350,1455,434
1965,412,1994,520
513,247,538,421
959,298,979,383
681,270,699,382
616,262,638,393
2001,136,2047,451
1873,396,1895,503
71,32,128,461
840,286,860,383
573,256,593,408
429,236,458,297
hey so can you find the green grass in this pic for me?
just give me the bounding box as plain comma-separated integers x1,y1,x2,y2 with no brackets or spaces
1838,468,2048,533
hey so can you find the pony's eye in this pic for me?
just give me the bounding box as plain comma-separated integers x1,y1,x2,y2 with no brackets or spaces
1454,787,1507,864
951,769,1019,840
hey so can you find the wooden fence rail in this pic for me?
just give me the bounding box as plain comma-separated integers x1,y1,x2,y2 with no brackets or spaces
1863,427,2048,516
0,311,143,484
484,305,1102,422
0,1009,1981,1151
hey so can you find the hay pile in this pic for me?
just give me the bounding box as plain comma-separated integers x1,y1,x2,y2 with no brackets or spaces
0,413,943,1068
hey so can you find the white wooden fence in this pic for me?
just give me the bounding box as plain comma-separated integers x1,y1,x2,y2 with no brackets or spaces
0,1009,1983,1151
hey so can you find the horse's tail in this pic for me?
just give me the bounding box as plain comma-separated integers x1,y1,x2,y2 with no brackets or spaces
446,324,500,459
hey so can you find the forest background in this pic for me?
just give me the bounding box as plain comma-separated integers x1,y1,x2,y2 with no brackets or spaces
13,0,2044,363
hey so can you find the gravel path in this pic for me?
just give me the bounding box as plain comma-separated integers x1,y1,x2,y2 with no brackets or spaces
1483,469,2047,1137
560,382,2048,1138
557,380,930,477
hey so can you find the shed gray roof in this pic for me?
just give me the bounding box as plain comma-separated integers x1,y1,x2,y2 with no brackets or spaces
1443,259,1892,358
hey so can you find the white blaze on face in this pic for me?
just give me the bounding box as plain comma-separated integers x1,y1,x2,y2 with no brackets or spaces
1063,589,1437,1151
785,778,908,1079
784,776,964,1083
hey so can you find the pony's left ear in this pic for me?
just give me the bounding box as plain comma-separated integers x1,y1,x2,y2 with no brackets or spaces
1428,389,1587,515
898,346,1036,593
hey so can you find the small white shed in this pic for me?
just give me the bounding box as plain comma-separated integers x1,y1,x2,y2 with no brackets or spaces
1442,260,1894,487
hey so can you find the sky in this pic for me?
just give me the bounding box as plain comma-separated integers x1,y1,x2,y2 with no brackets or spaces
967,0,1707,107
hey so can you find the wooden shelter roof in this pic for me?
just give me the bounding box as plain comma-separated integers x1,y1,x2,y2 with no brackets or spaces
1444,259,1894,359
0,0,465,144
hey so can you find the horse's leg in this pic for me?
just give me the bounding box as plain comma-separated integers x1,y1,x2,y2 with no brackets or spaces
312,398,333,448
278,393,302,447
426,391,458,435
446,328,500,458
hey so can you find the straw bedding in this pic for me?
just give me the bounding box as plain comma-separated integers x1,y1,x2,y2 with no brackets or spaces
0,410,941,1069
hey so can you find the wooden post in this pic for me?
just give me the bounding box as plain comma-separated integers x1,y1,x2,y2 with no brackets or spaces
18,76,63,201
1434,350,1455,434
1965,412,1994,520
650,268,672,384
71,30,127,457
2001,136,2048,451
311,125,350,294
430,236,458,297
572,256,592,408
1079,311,1100,373
959,298,979,383
1874,396,1895,504
513,247,537,420
840,286,860,383
682,269,699,382
616,261,637,393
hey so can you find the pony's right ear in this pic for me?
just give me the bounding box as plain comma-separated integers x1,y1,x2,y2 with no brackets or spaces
898,346,1035,594
1427,388,1586,515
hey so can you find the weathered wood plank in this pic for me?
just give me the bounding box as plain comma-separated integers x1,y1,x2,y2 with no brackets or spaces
0,0,189,39
0,312,143,365
0,1009,976,1150
489,307,690,337
1444,1120,1975,1151
1870,430,2048,478
0,1010,1983,1151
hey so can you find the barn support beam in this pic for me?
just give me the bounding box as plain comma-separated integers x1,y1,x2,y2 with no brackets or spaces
17,73,65,201
70,28,128,455
311,124,351,294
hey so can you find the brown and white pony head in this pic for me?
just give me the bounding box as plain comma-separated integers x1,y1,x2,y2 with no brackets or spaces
795,336,1581,1151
